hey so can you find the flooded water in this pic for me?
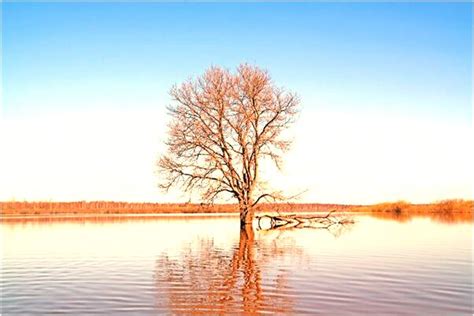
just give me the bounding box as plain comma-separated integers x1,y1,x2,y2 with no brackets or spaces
1,214,472,314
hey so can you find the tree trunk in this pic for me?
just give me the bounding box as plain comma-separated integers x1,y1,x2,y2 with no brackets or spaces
239,204,254,228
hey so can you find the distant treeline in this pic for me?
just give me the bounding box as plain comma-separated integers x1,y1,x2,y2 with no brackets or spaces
0,201,354,216
0,199,471,216
351,199,473,214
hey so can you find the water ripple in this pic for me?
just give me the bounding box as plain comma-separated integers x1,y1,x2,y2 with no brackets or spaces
2,215,472,315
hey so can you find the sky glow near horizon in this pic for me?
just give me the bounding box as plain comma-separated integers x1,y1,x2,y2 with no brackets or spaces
1,3,472,204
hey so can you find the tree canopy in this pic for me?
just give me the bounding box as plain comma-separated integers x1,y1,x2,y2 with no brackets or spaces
158,64,299,226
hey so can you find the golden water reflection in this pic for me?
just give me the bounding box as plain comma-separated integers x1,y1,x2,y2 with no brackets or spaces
1,210,471,225
367,211,472,224
1,212,472,314
154,226,298,314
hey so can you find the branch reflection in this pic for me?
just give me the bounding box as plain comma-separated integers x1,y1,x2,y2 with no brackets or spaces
154,226,298,314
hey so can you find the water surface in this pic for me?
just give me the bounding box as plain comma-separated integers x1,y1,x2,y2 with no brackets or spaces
1,214,472,314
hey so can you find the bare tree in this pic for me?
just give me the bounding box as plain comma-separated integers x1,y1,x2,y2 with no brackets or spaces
158,64,299,228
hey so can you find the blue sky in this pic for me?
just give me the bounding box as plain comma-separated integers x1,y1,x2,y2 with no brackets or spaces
1,3,472,203
4,3,472,121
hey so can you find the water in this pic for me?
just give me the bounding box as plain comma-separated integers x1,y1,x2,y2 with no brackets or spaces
1,214,472,314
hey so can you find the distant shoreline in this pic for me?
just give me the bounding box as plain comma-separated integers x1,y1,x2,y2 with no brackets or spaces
1,200,472,217
0,201,354,216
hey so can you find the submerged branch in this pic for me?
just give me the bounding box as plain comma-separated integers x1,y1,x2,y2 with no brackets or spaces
256,210,355,233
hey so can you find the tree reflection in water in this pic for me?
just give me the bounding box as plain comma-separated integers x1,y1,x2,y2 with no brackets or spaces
154,226,299,314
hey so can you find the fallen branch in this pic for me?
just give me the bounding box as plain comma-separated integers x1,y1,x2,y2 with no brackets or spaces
256,210,354,231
